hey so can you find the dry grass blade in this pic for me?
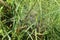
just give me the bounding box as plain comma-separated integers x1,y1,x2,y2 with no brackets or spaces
0,0,11,9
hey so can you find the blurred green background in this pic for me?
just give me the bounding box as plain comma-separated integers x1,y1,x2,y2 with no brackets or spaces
0,0,60,40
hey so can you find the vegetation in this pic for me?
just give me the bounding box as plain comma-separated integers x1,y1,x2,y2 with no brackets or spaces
0,0,60,40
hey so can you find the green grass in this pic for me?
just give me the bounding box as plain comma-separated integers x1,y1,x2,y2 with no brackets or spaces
0,0,60,40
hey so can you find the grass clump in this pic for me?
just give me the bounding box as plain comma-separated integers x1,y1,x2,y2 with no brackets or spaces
0,0,60,40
